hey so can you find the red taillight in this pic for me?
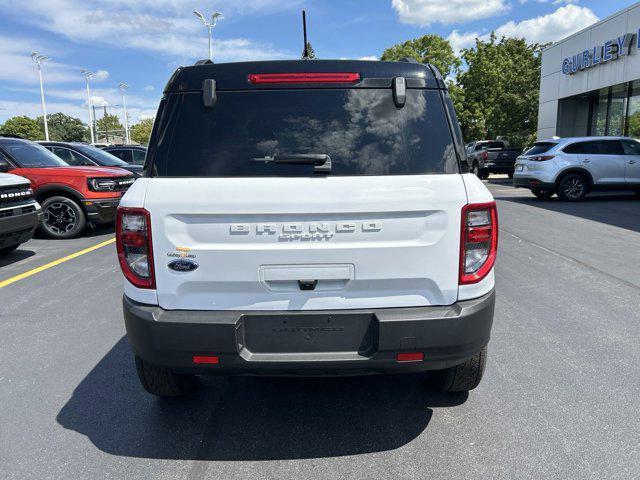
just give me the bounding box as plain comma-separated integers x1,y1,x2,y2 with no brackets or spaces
531,155,555,161
396,352,424,362
116,207,155,289
192,355,219,364
459,202,498,285
248,72,361,84
482,151,488,160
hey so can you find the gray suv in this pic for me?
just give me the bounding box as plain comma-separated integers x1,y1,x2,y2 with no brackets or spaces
513,136,640,201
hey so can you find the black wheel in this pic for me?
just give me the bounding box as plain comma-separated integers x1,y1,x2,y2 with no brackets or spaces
471,162,480,177
531,188,554,200
40,196,86,239
436,347,487,392
557,173,588,201
135,355,197,397
0,244,20,255
507,172,514,179
478,170,489,180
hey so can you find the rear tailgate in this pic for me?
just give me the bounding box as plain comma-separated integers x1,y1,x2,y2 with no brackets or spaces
146,175,467,311
488,149,520,167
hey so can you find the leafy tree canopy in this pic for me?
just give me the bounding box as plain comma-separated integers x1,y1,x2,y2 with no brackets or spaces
95,113,123,134
381,34,461,78
130,117,154,146
0,115,44,140
36,113,88,142
302,42,316,59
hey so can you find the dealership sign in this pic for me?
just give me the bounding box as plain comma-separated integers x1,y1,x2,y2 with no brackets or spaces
562,32,636,75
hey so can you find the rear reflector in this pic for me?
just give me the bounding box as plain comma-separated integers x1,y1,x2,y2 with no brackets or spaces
192,355,219,364
249,72,360,84
396,352,424,362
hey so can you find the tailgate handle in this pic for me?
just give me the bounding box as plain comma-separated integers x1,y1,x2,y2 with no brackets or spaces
298,280,318,291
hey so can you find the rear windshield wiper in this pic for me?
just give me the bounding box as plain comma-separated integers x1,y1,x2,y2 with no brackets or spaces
252,153,332,173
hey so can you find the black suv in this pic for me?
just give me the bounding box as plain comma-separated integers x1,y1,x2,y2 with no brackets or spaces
102,145,147,166
40,142,143,176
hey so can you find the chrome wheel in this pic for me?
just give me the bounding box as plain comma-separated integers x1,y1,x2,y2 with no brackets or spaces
43,202,77,235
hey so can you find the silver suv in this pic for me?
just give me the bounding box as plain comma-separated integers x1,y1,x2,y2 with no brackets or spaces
513,136,640,201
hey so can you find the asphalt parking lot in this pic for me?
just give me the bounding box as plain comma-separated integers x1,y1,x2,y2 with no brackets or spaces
1,179,639,480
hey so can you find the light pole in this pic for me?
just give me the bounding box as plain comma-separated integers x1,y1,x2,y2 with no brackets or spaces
31,53,51,141
193,11,223,61
81,70,96,144
119,83,130,145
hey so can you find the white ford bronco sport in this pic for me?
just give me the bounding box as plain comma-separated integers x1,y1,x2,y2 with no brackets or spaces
117,60,497,397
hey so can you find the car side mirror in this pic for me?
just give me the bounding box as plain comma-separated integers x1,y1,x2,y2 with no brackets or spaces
0,157,12,172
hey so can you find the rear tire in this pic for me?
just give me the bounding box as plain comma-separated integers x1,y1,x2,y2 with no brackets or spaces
472,162,480,177
478,170,489,180
507,172,514,179
557,173,588,201
0,244,20,255
135,355,197,397
436,347,486,392
531,188,553,200
40,196,86,239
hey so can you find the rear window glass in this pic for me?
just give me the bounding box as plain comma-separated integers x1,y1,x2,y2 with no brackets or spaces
151,89,458,177
523,142,556,156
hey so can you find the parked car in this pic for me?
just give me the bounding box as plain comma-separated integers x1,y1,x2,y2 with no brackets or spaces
40,142,143,177
513,136,640,201
0,137,135,238
118,59,498,397
102,145,147,165
465,140,521,178
0,171,42,255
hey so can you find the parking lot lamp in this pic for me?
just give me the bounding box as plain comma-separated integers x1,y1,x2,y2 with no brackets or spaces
119,83,130,145
193,11,223,61
31,53,51,141
81,70,96,144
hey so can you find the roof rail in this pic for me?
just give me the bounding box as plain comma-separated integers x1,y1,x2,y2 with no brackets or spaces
194,59,214,66
399,57,419,63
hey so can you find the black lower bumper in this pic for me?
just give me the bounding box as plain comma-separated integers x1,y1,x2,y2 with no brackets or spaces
512,177,555,190
0,207,41,249
83,197,121,224
123,290,495,376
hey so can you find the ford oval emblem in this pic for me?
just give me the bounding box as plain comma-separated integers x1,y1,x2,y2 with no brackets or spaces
168,259,199,272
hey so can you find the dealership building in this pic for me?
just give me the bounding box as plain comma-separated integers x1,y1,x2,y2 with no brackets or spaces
537,2,640,140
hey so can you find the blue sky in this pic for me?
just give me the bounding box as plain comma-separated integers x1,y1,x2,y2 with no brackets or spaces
0,0,635,126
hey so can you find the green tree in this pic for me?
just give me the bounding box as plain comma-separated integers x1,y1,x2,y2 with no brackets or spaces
457,34,544,146
95,113,123,136
302,42,316,59
627,110,640,138
0,115,44,140
381,34,461,78
36,113,88,142
130,117,154,146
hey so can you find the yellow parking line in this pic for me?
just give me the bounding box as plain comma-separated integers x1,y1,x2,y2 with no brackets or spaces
0,238,116,289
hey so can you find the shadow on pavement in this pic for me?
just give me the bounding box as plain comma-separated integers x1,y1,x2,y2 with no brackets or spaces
57,337,467,460
0,248,35,268
499,193,640,234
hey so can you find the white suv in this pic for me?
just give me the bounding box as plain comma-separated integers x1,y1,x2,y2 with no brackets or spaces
117,60,497,397
513,136,640,201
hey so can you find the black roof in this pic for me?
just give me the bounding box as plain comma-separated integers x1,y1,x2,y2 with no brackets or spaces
164,59,444,93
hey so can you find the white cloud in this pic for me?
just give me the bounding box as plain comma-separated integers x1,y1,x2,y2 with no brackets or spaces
359,56,378,61
447,30,480,54
93,70,109,81
493,4,597,45
0,0,292,63
447,4,598,55
392,0,509,26
143,85,155,91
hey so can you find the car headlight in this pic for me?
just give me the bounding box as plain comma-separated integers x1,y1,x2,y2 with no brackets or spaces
88,178,117,191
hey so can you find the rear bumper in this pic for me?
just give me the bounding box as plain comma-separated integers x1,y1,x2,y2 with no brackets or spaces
123,290,495,376
512,177,555,190
83,197,121,224
483,163,515,174
0,204,42,249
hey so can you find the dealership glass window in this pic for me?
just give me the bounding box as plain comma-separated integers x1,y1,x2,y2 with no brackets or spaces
589,88,609,136
626,80,640,139
608,84,628,136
